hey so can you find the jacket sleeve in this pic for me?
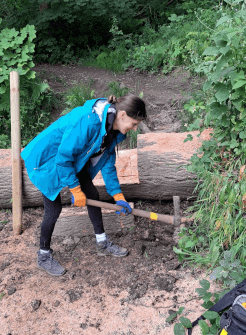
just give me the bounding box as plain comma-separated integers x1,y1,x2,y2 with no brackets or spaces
55,116,98,188
101,149,122,197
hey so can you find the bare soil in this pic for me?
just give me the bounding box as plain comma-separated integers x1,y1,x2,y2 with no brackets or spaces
33,64,203,133
0,65,216,335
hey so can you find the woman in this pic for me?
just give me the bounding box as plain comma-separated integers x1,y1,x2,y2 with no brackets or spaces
21,93,147,276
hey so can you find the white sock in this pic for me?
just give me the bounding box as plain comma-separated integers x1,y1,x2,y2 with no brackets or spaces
96,233,106,243
40,249,49,254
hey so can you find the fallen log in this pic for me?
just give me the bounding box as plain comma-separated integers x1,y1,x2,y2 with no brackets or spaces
52,203,135,237
0,129,212,209
137,129,212,200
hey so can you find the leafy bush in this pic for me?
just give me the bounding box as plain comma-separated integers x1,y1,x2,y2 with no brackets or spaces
106,81,130,97
175,0,246,266
61,80,95,116
124,8,219,73
0,22,55,148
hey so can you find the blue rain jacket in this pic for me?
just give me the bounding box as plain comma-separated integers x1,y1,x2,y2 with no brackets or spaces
21,98,126,201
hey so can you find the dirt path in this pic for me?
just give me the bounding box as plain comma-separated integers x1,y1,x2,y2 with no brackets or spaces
0,65,213,335
34,64,203,132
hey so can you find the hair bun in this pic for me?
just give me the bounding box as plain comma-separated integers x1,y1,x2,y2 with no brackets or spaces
107,95,117,104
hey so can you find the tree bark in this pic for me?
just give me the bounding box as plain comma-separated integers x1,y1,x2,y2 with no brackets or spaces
136,129,212,200
52,204,134,237
0,129,212,208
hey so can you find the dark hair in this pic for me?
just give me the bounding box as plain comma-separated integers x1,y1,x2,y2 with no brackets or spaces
107,93,146,121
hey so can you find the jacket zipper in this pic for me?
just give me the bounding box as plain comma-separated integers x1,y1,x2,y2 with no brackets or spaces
87,142,95,155
224,317,231,331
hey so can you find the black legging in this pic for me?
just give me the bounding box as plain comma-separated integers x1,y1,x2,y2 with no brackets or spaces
40,164,104,250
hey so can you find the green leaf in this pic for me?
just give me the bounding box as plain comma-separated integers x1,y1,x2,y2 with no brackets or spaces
180,317,192,328
26,71,36,79
185,240,196,248
230,140,239,149
202,47,220,56
209,103,227,119
232,99,243,111
198,320,210,334
231,35,240,48
239,131,246,139
166,313,177,322
235,17,241,25
231,91,240,100
220,67,235,78
200,279,210,291
203,80,212,92
216,16,232,27
177,307,185,315
174,323,185,335
0,84,6,94
233,80,246,89
214,36,228,48
215,84,230,103
210,322,220,334
173,247,186,255
203,311,219,320
202,301,214,309
220,46,230,55
196,288,207,297
203,292,212,303
230,70,245,85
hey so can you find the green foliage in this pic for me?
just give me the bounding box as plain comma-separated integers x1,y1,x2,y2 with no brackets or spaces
210,250,246,288
0,23,36,95
175,0,246,266
1,0,139,64
0,0,218,66
106,81,130,97
84,47,128,73
126,128,141,149
124,7,219,73
80,17,132,72
61,81,95,116
0,23,55,148
172,251,246,334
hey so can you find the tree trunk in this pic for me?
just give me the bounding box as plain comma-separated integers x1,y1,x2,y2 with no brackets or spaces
136,131,210,200
52,204,134,237
0,129,212,209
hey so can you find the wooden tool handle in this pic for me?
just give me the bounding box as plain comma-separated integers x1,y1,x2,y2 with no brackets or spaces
86,199,175,224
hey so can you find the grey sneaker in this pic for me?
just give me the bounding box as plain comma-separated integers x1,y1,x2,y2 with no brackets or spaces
96,235,128,257
37,249,66,276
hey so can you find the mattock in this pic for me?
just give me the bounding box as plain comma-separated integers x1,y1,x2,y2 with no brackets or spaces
86,195,190,227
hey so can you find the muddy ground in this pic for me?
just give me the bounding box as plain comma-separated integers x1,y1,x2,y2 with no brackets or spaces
0,65,217,335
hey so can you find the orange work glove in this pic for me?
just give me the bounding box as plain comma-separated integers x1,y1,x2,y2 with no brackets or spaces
69,185,86,207
113,193,126,202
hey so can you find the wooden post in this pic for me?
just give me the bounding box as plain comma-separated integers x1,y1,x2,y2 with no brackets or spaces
173,196,181,227
10,71,22,235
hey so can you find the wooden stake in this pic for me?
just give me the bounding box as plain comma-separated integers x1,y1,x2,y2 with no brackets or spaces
173,196,181,227
10,71,22,235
